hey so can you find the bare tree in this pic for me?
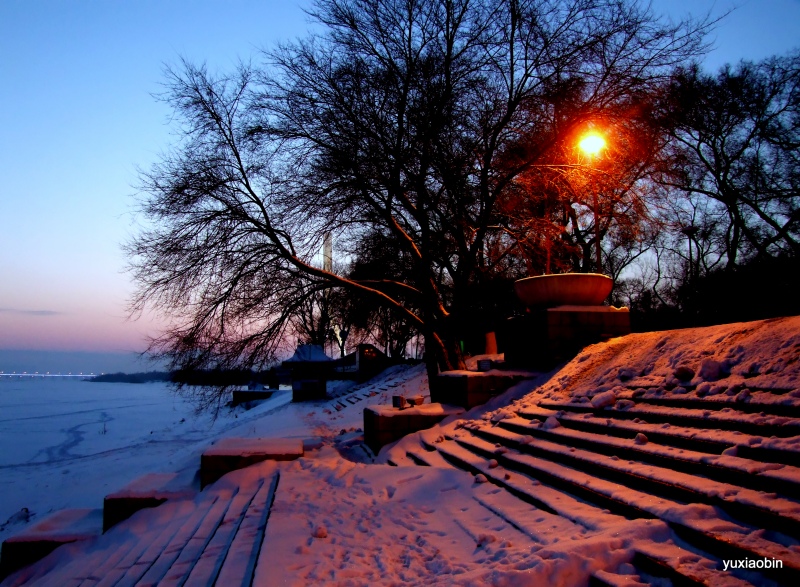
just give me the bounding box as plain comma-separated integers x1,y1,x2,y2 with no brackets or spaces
655,52,800,269
129,0,707,384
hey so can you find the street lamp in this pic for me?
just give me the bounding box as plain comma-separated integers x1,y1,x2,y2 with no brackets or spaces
579,131,606,272
579,133,606,156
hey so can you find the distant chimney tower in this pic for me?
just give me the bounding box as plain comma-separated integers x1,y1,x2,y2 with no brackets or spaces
323,232,332,272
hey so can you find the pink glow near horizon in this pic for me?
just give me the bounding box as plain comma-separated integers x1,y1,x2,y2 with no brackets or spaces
0,307,164,353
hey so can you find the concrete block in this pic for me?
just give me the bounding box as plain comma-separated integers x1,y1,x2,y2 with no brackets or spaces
201,438,303,488
1,509,102,578
102,472,196,532
363,404,464,453
231,389,275,406
431,371,525,409
505,306,630,368
292,380,327,402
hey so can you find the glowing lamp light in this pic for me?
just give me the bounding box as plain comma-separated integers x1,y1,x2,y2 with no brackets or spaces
578,133,606,156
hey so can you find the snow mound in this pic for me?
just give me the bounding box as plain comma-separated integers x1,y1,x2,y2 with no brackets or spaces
543,316,800,401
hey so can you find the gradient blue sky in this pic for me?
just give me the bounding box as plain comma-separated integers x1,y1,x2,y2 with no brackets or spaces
1,0,799,372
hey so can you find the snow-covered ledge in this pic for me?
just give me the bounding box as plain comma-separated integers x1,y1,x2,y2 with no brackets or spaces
200,438,304,488
364,403,464,453
1,509,103,578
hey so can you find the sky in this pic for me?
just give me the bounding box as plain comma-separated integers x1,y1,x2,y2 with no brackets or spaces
1,0,799,373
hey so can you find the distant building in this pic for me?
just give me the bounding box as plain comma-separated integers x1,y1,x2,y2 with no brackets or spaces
282,343,397,401
282,344,334,401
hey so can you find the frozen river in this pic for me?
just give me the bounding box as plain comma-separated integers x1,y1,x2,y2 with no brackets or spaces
0,377,299,539
0,378,200,467
0,366,418,541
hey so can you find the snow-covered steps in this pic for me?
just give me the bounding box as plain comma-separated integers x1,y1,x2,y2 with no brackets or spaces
102,472,197,532
424,435,628,531
533,400,800,438
199,470,279,587
466,423,800,538
405,444,456,468
1,464,280,587
449,432,800,583
612,383,799,397
615,389,800,419
410,419,800,585
0,509,103,580
629,543,754,587
200,437,303,488
496,416,800,500
590,544,754,587
530,412,800,468
384,452,416,467
326,364,415,402
378,317,800,584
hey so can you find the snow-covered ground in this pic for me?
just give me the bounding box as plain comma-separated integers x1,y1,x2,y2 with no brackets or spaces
255,447,666,586
4,316,800,585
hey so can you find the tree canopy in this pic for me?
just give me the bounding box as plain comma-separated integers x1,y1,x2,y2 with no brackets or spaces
129,0,709,379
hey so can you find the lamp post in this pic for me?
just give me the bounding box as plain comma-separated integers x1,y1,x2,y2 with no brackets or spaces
578,132,606,273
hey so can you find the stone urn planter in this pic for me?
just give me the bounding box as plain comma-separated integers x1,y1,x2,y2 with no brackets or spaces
514,273,613,308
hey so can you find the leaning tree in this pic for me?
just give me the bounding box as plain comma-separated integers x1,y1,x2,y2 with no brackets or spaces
129,0,707,384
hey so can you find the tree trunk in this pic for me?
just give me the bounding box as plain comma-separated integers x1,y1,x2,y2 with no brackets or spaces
422,327,465,385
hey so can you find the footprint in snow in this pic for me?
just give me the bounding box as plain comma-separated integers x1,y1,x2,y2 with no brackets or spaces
0,508,32,531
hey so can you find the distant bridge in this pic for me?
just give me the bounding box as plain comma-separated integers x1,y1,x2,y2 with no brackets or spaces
0,373,97,378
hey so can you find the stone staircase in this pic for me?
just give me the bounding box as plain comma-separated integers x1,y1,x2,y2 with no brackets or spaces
325,364,415,412
393,384,800,586
1,464,281,587
1,438,304,584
